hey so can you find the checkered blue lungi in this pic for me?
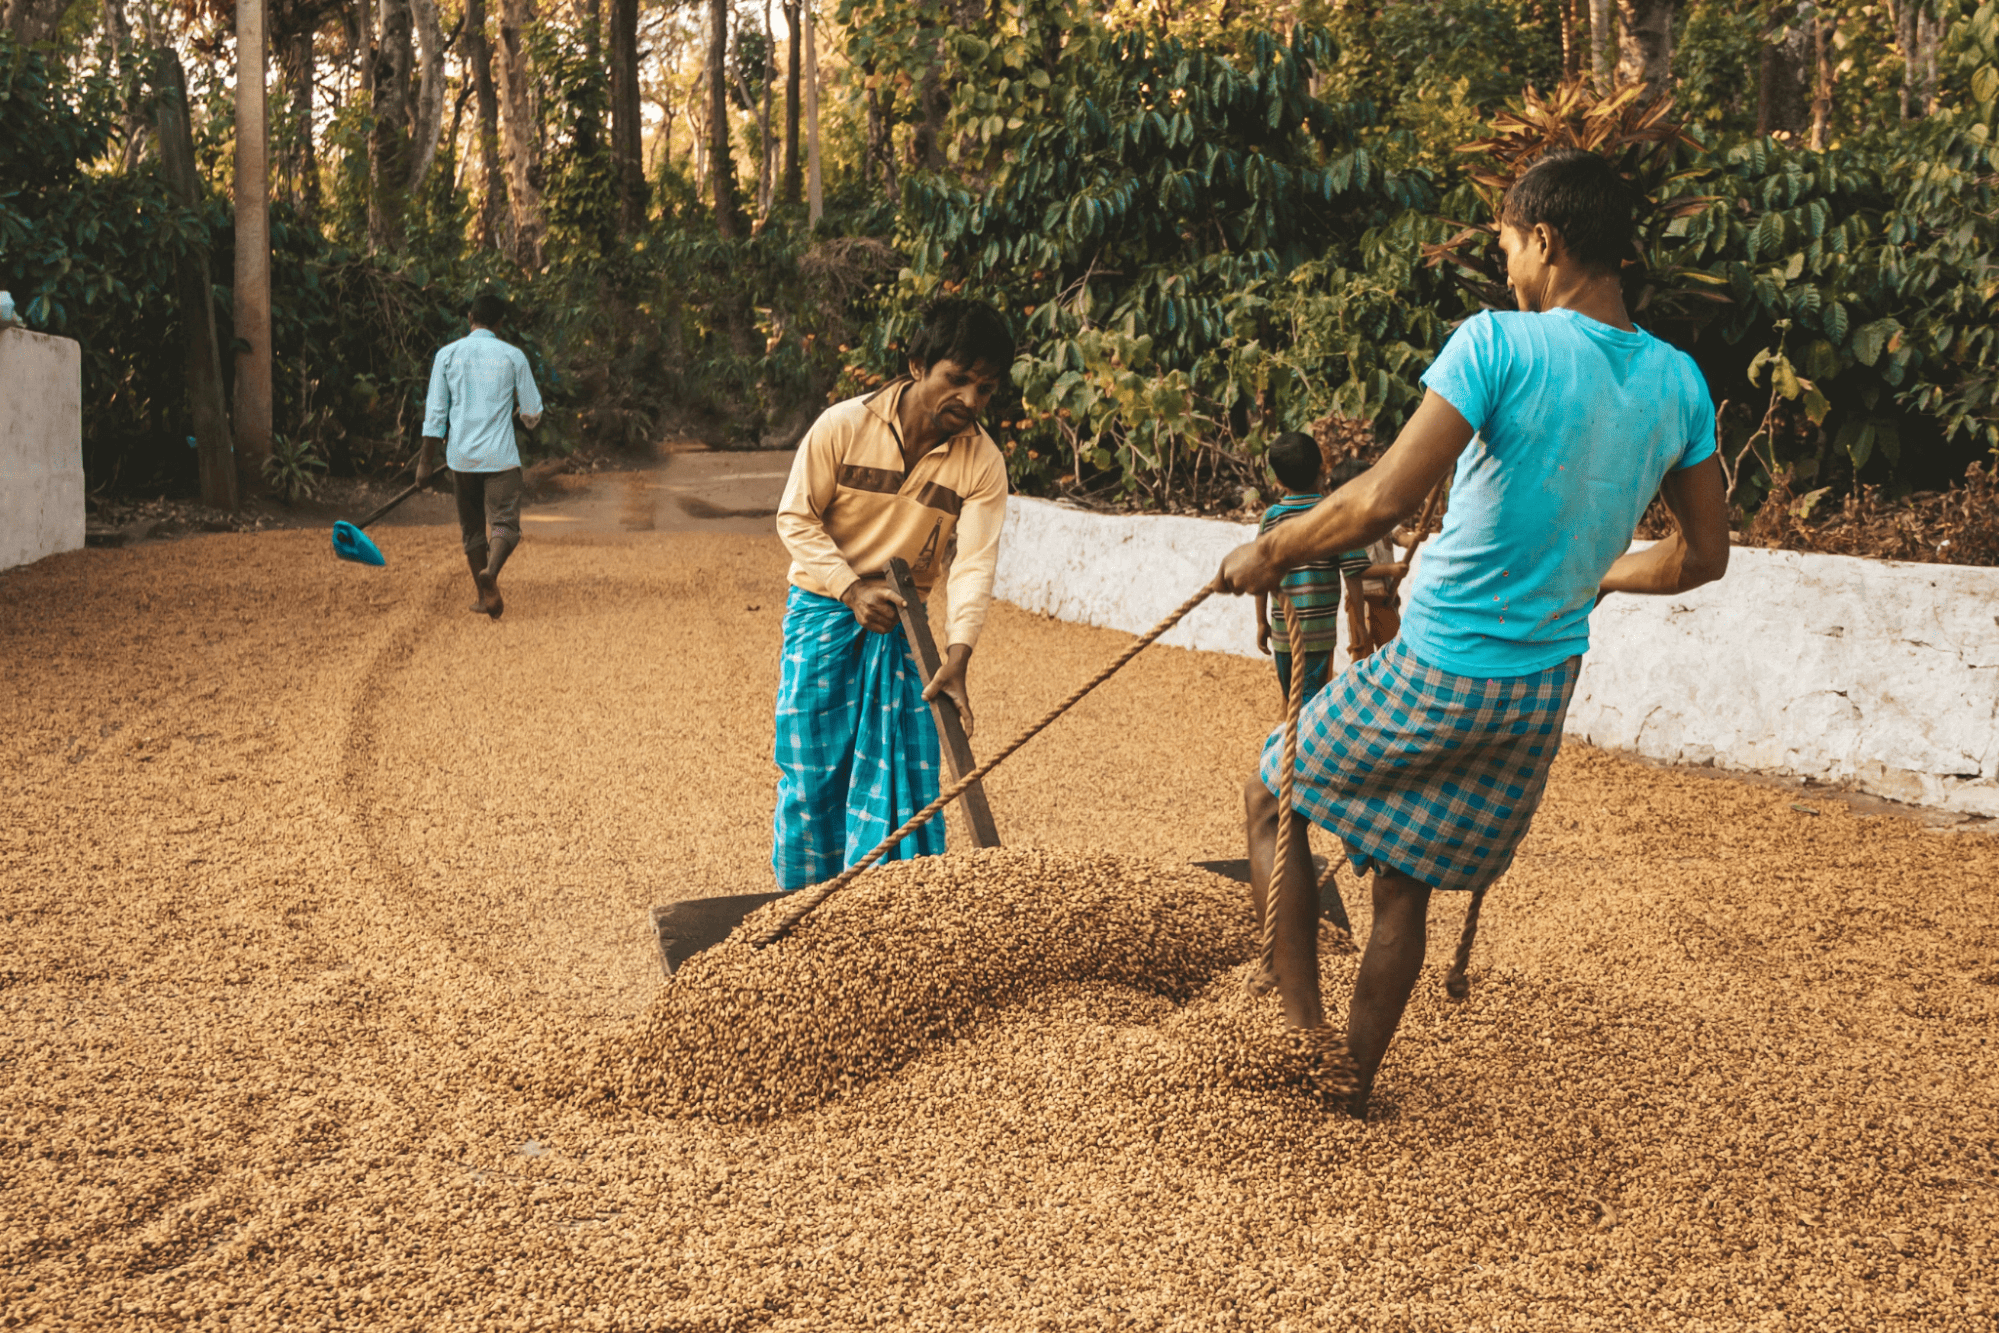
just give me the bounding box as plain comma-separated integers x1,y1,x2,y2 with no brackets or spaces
1259,637,1579,892
772,586,944,892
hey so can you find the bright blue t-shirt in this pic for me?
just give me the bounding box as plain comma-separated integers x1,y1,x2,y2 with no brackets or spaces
1400,307,1716,678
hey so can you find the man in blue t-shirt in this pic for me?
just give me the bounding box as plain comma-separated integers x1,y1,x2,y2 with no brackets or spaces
1218,148,1731,1116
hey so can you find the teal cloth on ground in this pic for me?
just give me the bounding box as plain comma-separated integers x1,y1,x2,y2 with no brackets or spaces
1257,493,1369,654
771,587,944,893
1404,307,1716,678
422,328,545,474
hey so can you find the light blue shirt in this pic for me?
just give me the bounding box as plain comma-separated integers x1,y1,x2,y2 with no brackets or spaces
422,328,544,473
1401,307,1716,678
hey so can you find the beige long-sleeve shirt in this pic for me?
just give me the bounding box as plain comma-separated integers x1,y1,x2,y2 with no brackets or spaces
776,380,1010,648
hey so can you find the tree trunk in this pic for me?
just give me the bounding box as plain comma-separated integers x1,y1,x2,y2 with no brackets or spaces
276,27,321,224
914,24,948,170
105,0,128,49
1895,0,1917,119
1756,1,1813,137
864,62,896,197
758,0,775,214
690,66,708,202
236,0,273,495
1808,7,1836,148
444,80,471,201
707,0,745,238
367,0,414,249
1917,3,1941,114
107,0,152,170
464,0,508,251
1,0,69,45
358,0,374,100
1589,0,1612,91
494,0,546,265
1614,0,1672,102
155,51,238,510
404,0,447,194
803,0,821,224
610,0,645,231
781,0,801,206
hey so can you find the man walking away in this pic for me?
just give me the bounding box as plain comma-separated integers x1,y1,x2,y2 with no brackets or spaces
417,292,544,619
1218,149,1731,1116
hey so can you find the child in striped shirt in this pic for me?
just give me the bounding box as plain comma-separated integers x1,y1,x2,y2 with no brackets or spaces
1254,433,1370,701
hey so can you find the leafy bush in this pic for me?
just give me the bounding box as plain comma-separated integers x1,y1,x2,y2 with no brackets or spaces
846,13,1432,503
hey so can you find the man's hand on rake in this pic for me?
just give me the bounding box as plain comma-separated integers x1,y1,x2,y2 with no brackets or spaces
841,578,906,633
922,644,976,738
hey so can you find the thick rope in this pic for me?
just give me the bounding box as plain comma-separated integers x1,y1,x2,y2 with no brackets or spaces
1444,885,1487,1000
1259,592,1307,977
1262,594,1359,1104
1381,476,1449,603
753,577,1221,947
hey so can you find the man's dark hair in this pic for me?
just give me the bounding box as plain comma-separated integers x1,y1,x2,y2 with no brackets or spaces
1267,432,1324,493
1500,148,1638,271
467,292,510,328
906,297,1014,376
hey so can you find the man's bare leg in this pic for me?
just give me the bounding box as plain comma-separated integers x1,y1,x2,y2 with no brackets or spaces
477,469,524,620
1242,775,1324,1029
1346,868,1432,1116
477,535,515,619
465,545,498,614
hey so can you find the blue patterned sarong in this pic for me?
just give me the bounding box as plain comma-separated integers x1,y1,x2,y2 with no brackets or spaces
1259,637,1578,892
772,587,944,892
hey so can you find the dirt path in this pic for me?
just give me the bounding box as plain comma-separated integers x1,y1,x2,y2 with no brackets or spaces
3,504,1995,1330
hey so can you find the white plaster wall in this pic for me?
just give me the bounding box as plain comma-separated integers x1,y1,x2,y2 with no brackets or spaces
995,496,1999,817
0,327,85,571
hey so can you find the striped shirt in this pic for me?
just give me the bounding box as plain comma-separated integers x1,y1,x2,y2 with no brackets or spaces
776,380,1008,648
422,328,544,473
1259,494,1369,654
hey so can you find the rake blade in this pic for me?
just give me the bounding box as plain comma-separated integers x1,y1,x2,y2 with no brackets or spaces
332,520,387,566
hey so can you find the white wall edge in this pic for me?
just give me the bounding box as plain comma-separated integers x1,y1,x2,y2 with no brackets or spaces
994,495,1999,819
0,327,86,572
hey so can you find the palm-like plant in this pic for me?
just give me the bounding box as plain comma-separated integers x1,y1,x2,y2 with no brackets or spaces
1421,79,1727,328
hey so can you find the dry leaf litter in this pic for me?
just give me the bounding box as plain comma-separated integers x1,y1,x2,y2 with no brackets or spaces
3,517,1997,1330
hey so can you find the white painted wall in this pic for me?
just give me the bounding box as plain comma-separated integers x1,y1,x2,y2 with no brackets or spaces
994,496,1999,818
0,327,85,571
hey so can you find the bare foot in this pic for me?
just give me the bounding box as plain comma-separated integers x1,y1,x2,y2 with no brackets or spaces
472,574,503,618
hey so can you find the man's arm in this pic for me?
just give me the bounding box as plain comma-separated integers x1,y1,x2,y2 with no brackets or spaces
922,452,1009,735
417,350,451,483
1218,391,1474,595
513,347,544,430
775,411,869,605
1598,455,1730,596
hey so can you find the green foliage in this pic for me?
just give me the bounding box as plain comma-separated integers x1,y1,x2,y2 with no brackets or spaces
1673,0,1766,134
9,0,1999,531
848,8,1432,500
0,38,218,487
262,429,329,501
535,19,621,261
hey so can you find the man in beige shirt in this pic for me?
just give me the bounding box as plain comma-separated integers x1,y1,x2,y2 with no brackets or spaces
770,298,1013,892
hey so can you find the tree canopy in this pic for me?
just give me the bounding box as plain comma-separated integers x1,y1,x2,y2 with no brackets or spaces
1,0,1995,522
